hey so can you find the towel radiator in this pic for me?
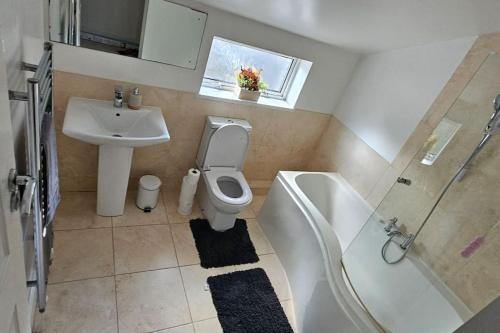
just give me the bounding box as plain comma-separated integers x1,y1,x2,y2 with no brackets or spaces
8,42,53,312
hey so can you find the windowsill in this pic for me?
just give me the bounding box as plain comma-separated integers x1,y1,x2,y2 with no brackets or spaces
198,86,294,110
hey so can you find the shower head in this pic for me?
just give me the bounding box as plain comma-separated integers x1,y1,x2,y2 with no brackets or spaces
486,94,500,135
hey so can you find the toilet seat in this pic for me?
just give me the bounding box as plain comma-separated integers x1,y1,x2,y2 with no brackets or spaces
204,167,252,208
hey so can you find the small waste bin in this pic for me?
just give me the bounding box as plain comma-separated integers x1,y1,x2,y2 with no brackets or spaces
136,175,161,211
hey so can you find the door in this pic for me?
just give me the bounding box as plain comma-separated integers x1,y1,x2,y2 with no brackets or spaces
0,36,31,333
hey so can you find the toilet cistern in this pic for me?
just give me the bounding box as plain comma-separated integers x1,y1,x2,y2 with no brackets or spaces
196,116,253,231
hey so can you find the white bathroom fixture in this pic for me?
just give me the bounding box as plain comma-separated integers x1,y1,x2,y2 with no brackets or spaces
63,97,170,216
196,116,252,231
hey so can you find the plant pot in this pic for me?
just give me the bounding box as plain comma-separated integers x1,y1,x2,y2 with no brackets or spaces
234,86,261,101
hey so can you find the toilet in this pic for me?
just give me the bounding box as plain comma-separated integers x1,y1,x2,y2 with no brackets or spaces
196,116,253,231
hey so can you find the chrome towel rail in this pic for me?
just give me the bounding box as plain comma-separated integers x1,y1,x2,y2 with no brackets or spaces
8,42,53,312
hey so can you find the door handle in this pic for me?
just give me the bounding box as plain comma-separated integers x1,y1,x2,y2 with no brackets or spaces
8,168,37,215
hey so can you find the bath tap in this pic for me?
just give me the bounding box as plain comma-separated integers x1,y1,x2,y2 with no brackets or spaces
114,85,124,108
383,217,398,233
382,93,500,264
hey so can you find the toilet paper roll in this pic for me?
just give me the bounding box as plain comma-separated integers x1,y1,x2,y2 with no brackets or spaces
177,168,200,215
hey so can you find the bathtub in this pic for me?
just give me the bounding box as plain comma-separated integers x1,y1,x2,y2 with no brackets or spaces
258,171,472,333
258,171,378,333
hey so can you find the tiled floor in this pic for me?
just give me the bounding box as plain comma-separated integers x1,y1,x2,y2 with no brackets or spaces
35,190,296,333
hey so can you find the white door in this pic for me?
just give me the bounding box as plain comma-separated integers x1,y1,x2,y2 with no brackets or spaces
0,37,32,333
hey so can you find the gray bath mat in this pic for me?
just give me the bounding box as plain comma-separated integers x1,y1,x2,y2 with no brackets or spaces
189,218,259,268
208,268,294,333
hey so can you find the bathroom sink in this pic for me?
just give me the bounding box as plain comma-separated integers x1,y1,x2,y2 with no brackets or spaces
62,96,170,217
63,97,169,147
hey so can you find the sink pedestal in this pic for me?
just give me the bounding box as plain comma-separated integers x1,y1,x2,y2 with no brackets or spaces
97,145,133,216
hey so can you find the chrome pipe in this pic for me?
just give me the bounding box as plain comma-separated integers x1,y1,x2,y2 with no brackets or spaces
67,0,80,46
68,0,75,45
27,78,47,311
74,0,81,46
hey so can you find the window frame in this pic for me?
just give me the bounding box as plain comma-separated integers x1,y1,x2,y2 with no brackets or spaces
201,37,300,101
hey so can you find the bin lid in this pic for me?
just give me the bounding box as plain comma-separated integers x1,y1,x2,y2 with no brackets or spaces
140,175,162,191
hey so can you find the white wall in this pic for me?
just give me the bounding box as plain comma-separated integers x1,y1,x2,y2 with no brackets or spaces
332,37,476,162
52,0,360,114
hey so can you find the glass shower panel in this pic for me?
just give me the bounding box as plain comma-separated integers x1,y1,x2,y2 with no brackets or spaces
342,53,500,332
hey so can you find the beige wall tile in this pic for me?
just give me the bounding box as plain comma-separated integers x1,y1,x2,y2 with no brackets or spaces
54,71,330,191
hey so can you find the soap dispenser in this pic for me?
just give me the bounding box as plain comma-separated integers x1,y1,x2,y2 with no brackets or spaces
128,87,142,110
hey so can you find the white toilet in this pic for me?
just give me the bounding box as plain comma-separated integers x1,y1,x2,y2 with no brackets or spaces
196,116,253,231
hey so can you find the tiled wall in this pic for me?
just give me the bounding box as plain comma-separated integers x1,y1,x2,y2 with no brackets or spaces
310,34,500,313
309,35,496,208
53,71,330,192
54,34,500,313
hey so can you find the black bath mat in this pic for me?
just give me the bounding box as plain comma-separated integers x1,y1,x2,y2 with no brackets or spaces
190,218,259,268
208,268,294,333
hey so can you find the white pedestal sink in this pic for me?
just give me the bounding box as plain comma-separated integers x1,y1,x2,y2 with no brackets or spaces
62,97,170,216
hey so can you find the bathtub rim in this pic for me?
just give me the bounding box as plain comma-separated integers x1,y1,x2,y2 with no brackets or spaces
274,171,381,332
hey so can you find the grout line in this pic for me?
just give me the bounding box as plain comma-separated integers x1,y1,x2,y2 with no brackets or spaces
166,223,196,325
110,224,120,333
48,274,116,286
178,267,196,327
112,222,170,229
147,320,195,333
53,225,112,232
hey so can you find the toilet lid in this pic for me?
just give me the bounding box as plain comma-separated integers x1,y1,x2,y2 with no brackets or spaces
203,124,249,170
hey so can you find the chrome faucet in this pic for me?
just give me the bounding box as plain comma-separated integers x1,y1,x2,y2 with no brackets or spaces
383,217,398,233
114,85,124,108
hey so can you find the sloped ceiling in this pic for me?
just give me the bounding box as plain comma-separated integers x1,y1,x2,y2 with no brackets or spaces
196,0,500,52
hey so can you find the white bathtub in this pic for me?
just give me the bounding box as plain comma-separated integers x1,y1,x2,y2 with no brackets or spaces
258,171,471,333
258,171,378,333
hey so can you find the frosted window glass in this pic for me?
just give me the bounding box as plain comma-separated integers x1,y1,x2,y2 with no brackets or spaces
204,37,294,92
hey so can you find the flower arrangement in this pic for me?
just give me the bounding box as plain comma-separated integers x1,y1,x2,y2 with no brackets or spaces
236,66,268,91
234,66,268,101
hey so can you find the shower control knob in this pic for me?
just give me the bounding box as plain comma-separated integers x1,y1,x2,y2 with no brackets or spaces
384,217,398,233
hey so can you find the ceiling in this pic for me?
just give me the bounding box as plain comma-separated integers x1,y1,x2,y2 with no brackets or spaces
196,0,500,52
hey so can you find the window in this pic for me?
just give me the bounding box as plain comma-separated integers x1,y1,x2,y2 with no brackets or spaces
202,37,299,100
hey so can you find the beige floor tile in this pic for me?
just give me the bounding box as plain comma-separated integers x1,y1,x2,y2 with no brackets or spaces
250,195,267,216
113,225,178,274
156,323,195,333
38,277,117,333
116,268,191,333
193,318,223,333
237,205,256,219
180,265,235,322
281,300,297,331
50,229,114,283
171,223,200,266
112,191,168,227
54,192,111,230
163,190,203,224
247,219,274,255
237,254,292,301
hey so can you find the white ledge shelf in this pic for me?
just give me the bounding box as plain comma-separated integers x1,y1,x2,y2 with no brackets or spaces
198,86,294,110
